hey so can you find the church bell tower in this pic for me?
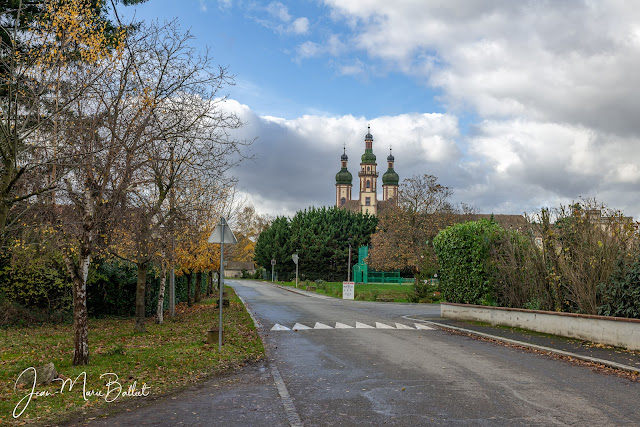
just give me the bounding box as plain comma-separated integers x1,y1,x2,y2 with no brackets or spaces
358,126,378,215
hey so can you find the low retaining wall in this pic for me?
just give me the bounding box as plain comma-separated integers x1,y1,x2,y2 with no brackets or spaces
441,303,640,351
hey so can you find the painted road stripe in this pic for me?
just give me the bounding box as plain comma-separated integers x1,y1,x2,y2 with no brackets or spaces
415,323,435,330
270,322,437,331
355,322,375,328
395,322,414,329
376,322,395,329
292,323,312,330
335,322,354,328
314,322,333,329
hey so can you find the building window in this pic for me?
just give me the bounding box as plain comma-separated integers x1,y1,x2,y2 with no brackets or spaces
365,197,371,206
366,180,370,188
341,197,346,206
367,166,370,171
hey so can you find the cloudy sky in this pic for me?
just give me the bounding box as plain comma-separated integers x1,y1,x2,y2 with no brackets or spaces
121,1,640,219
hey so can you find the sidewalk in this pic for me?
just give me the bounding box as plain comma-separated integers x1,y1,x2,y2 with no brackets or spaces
411,315,640,373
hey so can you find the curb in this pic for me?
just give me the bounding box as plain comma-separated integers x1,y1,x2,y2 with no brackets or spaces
403,316,640,375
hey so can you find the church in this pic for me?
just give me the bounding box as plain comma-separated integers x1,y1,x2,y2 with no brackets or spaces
335,126,399,215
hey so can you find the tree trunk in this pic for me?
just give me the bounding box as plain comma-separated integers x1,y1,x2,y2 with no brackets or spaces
185,272,193,306
156,262,167,324
206,270,213,295
63,251,91,365
194,271,202,303
135,261,148,332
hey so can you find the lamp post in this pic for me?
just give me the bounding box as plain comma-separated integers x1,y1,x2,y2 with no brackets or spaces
271,257,276,282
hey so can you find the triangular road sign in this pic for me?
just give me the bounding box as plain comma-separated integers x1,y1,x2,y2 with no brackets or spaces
208,217,238,244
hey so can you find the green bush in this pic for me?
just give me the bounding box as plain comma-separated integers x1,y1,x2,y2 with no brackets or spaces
409,279,440,303
433,219,503,305
0,241,71,312
598,256,640,319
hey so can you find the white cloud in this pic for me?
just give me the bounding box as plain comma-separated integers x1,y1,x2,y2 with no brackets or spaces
292,17,309,35
289,0,640,219
259,2,310,35
217,0,231,11
266,2,291,22
220,99,461,217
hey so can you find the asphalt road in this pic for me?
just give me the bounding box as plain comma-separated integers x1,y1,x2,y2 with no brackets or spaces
232,280,640,426
77,280,640,426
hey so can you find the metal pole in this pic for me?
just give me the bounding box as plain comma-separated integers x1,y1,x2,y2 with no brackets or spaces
271,264,274,282
348,243,351,282
219,217,225,349
295,251,299,288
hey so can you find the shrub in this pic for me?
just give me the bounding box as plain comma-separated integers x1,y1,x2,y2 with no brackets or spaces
598,256,640,319
0,240,71,312
433,219,503,305
488,228,550,310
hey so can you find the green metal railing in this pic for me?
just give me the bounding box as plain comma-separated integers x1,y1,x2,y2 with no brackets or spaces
352,245,414,284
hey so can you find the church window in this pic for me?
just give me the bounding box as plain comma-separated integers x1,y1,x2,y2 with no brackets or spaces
367,166,370,171
366,180,370,188
341,197,346,206
365,197,371,206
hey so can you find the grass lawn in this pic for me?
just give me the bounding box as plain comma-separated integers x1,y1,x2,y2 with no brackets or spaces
276,280,416,302
0,287,263,425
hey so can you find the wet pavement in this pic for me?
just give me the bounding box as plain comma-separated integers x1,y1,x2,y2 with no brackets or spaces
412,316,640,372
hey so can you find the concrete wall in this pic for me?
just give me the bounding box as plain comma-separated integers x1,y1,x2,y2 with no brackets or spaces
441,303,640,351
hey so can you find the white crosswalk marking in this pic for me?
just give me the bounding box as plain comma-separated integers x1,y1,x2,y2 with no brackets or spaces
335,322,354,328
269,321,437,332
292,323,312,330
314,322,333,329
395,322,414,329
415,323,434,330
376,322,395,329
355,321,375,328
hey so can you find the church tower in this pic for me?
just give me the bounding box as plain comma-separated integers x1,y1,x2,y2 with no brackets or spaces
382,147,399,203
358,126,379,215
335,145,352,207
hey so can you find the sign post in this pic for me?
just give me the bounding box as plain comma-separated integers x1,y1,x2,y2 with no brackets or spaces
342,281,355,300
271,258,276,282
292,252,299,288
208,217,237,349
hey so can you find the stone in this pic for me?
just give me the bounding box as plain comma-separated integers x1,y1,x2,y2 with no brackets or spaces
16,363,57,386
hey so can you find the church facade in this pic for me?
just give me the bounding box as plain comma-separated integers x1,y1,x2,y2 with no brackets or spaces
335,126,399,215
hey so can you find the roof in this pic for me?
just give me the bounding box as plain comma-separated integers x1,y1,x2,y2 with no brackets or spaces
335,167,353,185
361,149,376,164
382,168,399,185
225,261,256,271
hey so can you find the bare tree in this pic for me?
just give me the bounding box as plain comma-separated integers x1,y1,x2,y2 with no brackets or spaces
107,21,250,332
398,174,454,214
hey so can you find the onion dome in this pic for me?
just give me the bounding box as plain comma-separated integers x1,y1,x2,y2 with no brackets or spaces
361,150,376,163
387,148,395,162
336,168,353,185
341,146,348,161
365,125,373,141
382,168,399,186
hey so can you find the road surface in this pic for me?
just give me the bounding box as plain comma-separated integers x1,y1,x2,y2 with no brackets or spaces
233,280,640,426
